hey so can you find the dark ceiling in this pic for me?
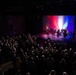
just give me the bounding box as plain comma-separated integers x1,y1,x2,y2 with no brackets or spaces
0,0,76,15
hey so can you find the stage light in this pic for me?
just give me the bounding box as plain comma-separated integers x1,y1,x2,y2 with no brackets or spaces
58,16,64,31
63,22,68,29
43,15,74,33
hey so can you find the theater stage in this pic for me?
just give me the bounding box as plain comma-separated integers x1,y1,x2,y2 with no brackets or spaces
37,32,74,42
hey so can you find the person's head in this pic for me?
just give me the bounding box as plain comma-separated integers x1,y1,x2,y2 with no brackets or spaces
37,44,40,46
32,46,34,49
49,70,56,75
19,35,21,38
69,48,72,51
36,55,39,58
74,52,76,56
64,49,68,53
28,34,31,38
16,57,21,62
42,55,45,58
20,48,23,52
26,72,30,75
60,58,66,64
62,72,67,75
1,42,3,46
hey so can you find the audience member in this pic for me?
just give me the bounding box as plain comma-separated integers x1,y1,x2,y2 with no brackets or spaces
0,34,76,75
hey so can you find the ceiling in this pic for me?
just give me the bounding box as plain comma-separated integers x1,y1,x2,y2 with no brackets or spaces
0,0,76,15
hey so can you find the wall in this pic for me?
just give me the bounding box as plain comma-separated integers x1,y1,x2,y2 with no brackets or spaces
8,15,25,36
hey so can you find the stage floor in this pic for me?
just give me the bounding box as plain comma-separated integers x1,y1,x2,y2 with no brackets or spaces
39,33,64,41
38,33,74,42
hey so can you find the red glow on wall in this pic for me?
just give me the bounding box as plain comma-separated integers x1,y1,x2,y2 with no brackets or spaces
51,16,58,30
43,16,58,31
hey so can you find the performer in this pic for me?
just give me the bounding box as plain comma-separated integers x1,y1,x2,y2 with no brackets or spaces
63,29,67,38
57,29,60,37
53,29,56,35
45,24,49,38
